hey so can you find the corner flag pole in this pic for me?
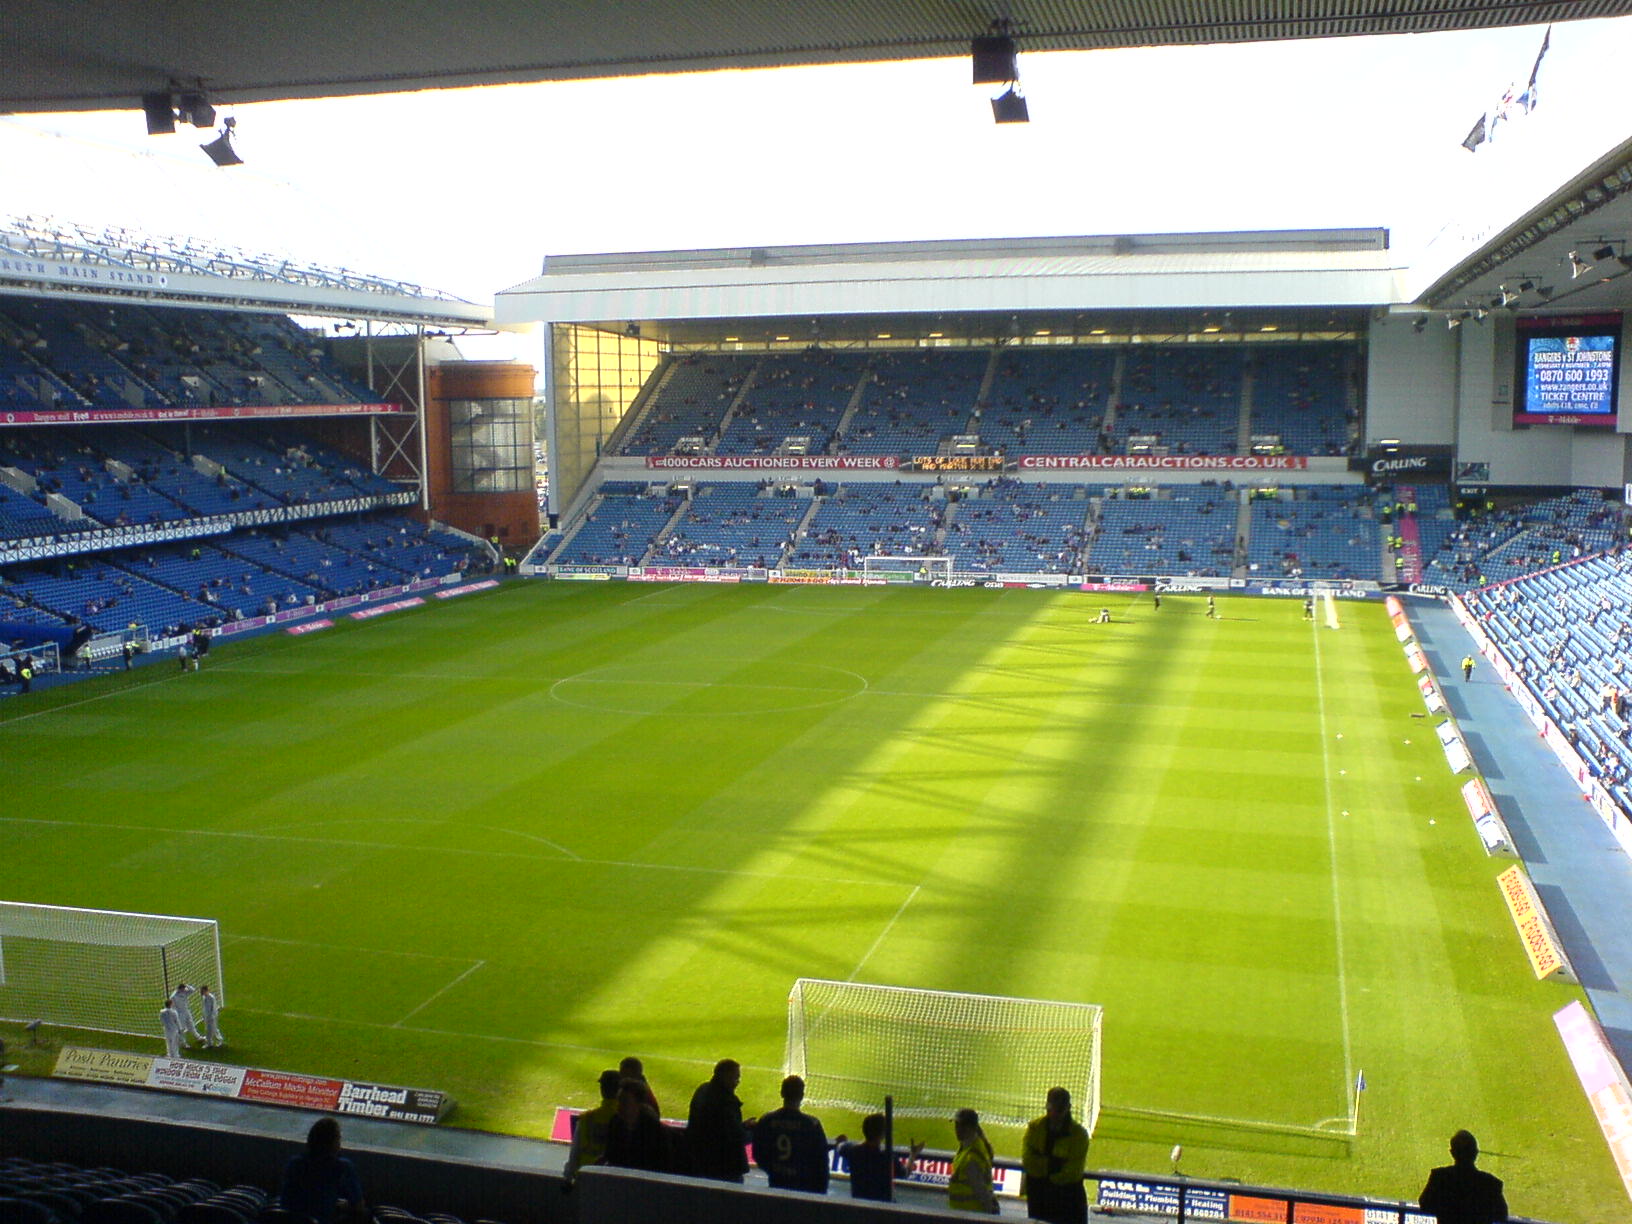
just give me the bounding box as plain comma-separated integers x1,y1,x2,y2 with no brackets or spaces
1353,1070,1366,1134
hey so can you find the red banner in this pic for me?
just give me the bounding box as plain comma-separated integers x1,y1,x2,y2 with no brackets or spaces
1020,455,1310,471
645,455,898,470
0,402,403,427
238,1068,344,1111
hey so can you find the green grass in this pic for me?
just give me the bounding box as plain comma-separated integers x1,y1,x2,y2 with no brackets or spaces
0,581,1619,1221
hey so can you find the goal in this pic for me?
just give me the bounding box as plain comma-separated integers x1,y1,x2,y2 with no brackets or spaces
785,978,1102,1132
860,555,953,584
0,902,224,1038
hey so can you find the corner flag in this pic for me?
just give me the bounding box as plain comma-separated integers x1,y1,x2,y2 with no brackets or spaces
1356,1069,1367,1093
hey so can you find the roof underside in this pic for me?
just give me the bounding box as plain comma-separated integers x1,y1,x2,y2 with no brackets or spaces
6,1,1629,113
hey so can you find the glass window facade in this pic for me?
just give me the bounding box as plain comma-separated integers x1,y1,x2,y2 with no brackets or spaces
449,397,532,493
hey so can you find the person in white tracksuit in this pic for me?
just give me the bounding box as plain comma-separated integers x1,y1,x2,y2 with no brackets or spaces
200,984,224,1048
159,1000,186,1059
168,983,204,1043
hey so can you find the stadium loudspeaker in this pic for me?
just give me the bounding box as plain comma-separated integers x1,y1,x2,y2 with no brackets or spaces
991,87,1029,124
142,92,176,135
201,118,243,166
971,35,1018,84
177,91,215,128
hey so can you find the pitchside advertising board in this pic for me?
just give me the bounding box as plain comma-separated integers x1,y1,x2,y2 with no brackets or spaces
1095,1177,1434,1223
1514,314,1622,427
54,1047,450,1124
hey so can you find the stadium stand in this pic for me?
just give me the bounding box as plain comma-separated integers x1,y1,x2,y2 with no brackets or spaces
1421,489,1625,589
552,487,683,566
1113,347,1243,455
0,301,377,412
651,482,808,569
1464,547,1632,816
979,347,1114,456
1087,484,1238,577
842,350,985,455
716,350,866,456
942,479,1092,573
1248,342,1355,456
619,355,746,456
0,1154,482,1224
1245,485,1381,580
784,483,944,568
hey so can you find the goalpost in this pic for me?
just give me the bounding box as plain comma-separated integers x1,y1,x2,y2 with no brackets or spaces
860,555,953,584
785,978,1102,1132
0,902,224,1038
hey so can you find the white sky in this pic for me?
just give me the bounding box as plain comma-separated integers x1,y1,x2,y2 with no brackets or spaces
4,15,1632,362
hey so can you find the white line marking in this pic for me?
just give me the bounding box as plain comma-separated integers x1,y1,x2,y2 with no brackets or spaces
848,885,921,981
231,1005,781,1073
0,815,898,888
1110,1103,1351,1140
0,668,190,728
253,816,582,863
395,960,486,1027
226,933,473,962
1312,615,1357,1127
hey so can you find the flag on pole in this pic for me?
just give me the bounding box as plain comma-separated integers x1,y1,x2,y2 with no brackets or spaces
1518,25,1551,113
1461,25,1551,150
1356,1069,1367,1093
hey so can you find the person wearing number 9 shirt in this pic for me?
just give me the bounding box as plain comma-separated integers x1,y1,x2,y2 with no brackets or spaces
752,1074,830,1193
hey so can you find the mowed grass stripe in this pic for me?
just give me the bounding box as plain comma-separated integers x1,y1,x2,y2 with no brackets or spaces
0,583,1618,1222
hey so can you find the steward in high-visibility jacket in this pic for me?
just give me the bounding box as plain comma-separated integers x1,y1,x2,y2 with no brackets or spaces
948,1110,998,1213
1022,1088,1090,1224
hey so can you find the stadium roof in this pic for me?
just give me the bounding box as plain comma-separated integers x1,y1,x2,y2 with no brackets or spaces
0,215,490,327
6,1,1630,114
496,229,1396,341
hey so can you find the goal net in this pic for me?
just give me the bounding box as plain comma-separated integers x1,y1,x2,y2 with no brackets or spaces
860,555,953,584
0,902,224,1038
785,978,1102,1132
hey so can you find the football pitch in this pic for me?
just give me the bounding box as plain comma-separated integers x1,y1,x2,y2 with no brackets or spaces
0,581,1618,1220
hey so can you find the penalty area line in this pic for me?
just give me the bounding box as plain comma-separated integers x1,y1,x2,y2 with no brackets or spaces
847,884,920,982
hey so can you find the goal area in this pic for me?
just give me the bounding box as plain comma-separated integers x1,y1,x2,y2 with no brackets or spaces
860,555,952,584
785,978,1102,1132
0,902,224,1038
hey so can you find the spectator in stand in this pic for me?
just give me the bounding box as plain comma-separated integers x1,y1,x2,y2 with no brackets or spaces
280,1117,367,1224
564,1069,622,1184
834,1112,924,1203
752,1074,830,1193
603,1077,670,1172
619,1054,661,1115
1418,1130,1507,1224
687,1058,750,1183
1022,1087,1090,1224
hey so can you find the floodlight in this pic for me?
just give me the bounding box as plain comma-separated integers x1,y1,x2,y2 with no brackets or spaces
992,87,1029,124
1536,285,1554,299
1473,306,1488,321
972,32,1018,84
1497,286,1518,307
1569,250,1592,278
142,92,176,135
1447,315,1463,330
1517,279,1535,292
201,117,243,167
1412,317,1427,334
1592,244,1617,263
